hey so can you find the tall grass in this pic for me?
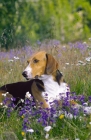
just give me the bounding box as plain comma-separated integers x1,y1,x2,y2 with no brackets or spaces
0,40,91,140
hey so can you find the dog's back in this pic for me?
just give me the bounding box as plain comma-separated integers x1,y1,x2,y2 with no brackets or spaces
0,79,46,108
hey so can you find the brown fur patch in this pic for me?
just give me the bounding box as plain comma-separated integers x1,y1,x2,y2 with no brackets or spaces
31,81,49,108
45,53,58,75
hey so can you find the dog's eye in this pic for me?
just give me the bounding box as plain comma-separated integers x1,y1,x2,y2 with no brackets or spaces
33,59,39,63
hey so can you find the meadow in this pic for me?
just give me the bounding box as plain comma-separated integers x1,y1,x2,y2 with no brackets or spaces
0,40,91,140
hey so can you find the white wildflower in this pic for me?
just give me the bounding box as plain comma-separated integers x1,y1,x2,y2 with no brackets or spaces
76,61,86,66
25,92,31,98
63,46,66,48
65,63,69,65
83,42,86,44
65,112,73,119
2,93,6,97
78,60,84,64
3,105,8,108
89,38,91,41
83,114,86,116
44,126,52,132
74,115,77,119
79,116,82,121
53,113,58,118
45,133,49,139
83,106,91,114
85,57,91,62
11,98,14,101
83,102,88,106
8,59,14,62
2,92,9,96
21,99,24,103
89,122,91,125
0,103,3,106
14,56,20,60
27,129,34,133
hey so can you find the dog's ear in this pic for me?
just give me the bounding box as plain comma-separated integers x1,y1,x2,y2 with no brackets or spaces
45,53,58,74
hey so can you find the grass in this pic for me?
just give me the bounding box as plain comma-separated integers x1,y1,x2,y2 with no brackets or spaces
0,40,91,140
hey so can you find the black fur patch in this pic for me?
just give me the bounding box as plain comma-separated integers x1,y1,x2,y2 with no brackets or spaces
56,70,63,85
36,80,45,92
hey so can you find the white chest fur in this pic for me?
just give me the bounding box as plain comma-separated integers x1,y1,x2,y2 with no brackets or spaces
39,75,70,105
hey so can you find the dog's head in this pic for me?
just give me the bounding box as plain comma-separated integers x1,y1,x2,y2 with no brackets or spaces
22,51,63,84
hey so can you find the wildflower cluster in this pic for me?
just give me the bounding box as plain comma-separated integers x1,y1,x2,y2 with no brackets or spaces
1,90,91,139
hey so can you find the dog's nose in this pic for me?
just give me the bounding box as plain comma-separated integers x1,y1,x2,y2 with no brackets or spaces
22,71,27,77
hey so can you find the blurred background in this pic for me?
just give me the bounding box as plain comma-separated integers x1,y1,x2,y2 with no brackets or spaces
0,0,91,49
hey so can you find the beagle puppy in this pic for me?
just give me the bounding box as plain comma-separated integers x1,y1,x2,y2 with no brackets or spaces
22,51,70,108
0,51,70,109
